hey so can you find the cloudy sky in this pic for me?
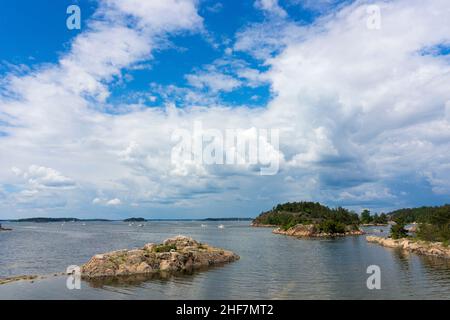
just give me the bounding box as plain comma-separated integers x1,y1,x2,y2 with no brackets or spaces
1,0,450,219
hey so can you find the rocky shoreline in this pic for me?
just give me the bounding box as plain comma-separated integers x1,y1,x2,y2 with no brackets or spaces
272,224,365,238
82,236,240,278
366,236,450,259
0,272,66,286
0,275,40,285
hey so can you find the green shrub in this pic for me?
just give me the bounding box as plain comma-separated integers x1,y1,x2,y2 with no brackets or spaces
417,223,450,242
389,204,450,224
154,244,177,253
282,220,298,231
390,223,408,239
373,213,388,224
317,220,346,234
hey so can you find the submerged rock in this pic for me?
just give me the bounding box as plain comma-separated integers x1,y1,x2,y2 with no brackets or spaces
273,224,365,238
366,236,450,259
81,236,240,278
0,223,12,231
0,275,39,285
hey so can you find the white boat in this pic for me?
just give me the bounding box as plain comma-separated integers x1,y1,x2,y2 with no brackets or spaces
201,224,207,228
218,224,225,229
137,224,144,227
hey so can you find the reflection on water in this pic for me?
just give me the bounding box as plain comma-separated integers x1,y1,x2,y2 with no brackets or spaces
85,273,180,289
0,221,450,299
83,264,228,289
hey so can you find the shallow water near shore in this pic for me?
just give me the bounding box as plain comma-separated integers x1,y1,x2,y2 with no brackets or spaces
1,221,450,299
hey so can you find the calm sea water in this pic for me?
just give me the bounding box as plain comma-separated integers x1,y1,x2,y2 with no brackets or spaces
1,221,450,299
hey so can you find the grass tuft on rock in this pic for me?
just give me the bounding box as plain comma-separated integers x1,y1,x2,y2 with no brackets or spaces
154,244,177,253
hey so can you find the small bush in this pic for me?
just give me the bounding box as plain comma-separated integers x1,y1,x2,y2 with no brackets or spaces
317,220,346,234
282,220,297,231
390,223,408,239
154,244,177,253
417,223,450,242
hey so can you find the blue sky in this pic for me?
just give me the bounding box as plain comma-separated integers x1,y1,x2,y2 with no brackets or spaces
0,0,320,108
0,1,88,65
1,0,450,219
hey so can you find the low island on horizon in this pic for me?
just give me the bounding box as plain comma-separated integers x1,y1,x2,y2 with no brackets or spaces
0,217,254,223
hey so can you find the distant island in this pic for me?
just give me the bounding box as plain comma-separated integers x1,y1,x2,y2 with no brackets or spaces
3,217,254,223
17,218,81,223
123,217,253,222
252,201,364,237
202,217,253,221
123,217,146,222
14,218,111,223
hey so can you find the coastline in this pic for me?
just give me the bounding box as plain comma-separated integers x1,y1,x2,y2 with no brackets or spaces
367,236,450,259
0,275,47,286
252,223,365,238
273,224,365,238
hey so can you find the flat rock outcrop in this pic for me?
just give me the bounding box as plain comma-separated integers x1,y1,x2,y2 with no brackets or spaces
0,275,39,285
81,236,239,278
0,223,12,231
273,224,365,238
367,236,450,258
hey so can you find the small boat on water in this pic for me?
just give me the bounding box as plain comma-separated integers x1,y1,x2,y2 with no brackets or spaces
218,224,225,229
137,224,144,227
201,224,207,228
